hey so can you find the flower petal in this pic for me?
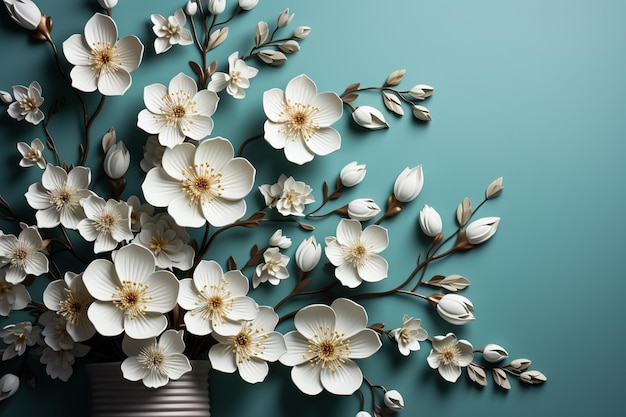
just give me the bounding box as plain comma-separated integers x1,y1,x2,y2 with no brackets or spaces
238,357,269,384
330,298,368,337
320,359,362,395
62,34,91,66
142,168,183,207
169,72,198,98
169,196,206,228
193,90,219,118
201,198,246,227
185,115,214,140
175,278,198,310
294,304,335,339
124,312,168,339
263,88,286,121
219,158,255,199
70,65,99,92
83,259,119,301
284,137,314,165
280,331,310,366
98,68,132,96
291,363,323,395
256,332,286,362
144,271,179,313
360,225,389,253
305,127,341,156
142,83,168,114
88,301,124,336
162,143,196,180
336,219,362,246
263,120,287,149
114,244,156,284
334,263,361,288
116,35,143,72
285,74,317,104
310,92,343,127
345,329,381,359
166,354,192,379
209,343,237,373
438,363,462,383
84,13,118,47
356,254,388,283
195,138,233,170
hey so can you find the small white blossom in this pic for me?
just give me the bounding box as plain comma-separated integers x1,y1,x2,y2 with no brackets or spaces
427,333,473,383
38,310,75,351
151,9,193,54
253,247,289,288
268,229,291,249
7,81,44,125
295,236,321,272
0,225,48,280
77,195,133,254
121,330,192,388
0,269,31,315
40,342,89,382
340,161,366,187
208,51,259,99
0,322,40,360
17,138,46,169
258,174,287,209
389,314,428,356
276,176,314,216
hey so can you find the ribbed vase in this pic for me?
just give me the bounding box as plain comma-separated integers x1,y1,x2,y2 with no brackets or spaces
86,361,211,417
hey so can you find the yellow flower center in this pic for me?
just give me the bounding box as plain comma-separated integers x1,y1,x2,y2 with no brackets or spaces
49,189,73,211
113,280,151,319
439,344,461,365
161,90,197,133
164,23,179,38
279,100,320,141
26,148,42,162
20,97,37,112
231,322,267,363
181,163,223,206
306,326,350,372
191,278,233,328
57,289,87,325
149,235,169,255
138,343,166,373
0,282,12,298
345,242,368,266
96,213,116,232
90,42,120,75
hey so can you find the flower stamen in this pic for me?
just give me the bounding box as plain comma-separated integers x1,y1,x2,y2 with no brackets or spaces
113,280,151,319
279,100,320,142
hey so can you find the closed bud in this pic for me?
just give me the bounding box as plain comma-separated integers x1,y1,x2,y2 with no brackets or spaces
383,389,404,412
408,84,434,100
254,21,269,47
238,0,258,10
340,161,366,187
293,26,311,39
465,217,500,245
510,358,532,371
0,373,20,401
0,90,13,104
257,49,287,66
295,236,321,272
352,106,389,130
269,229,291,249
355,412,373,417
104,141,130,179
98,0,118,8
278,39,300,53
347,199,380,221
482,343,508,363
277,8,294,28
419,204,442,237
486,177,503,199
185,0,198,15
101,126,116,153
3,0,42,30
393,165,424,203
519,370,547,385
436,294,475,325
412,104,432,121
208,0,226,15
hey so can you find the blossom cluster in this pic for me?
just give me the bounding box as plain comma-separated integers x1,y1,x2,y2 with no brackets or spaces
0,1,545,416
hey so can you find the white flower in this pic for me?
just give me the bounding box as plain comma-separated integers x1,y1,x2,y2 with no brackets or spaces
0,374,19,402
238,0,258,10
208,51,259,99
324,219,389,288
280,298,381,395
24,164,94,229
137,72,219,148
77,195,133,253
42,272,95,342
0,269,31,315
40,342,89,382
209,306,286,384
347,198,380,221
436,294,475,325
276,176,314,216
383,390,404,412
38,310,75,351
82,244,180,339
208,0,226,15
427,333,473,383
151,9,193,54
295,236,321,272
393,165,424,203
142,138,255,228
263,74,343,165
482,343,509,363
340,161,366,187
98,0,118,8
7,81,44,125
17,138,46,169
0,225,48,280
140,135,166,172
0,321,40,360
419,204,442,237
3,0,41,30
177,260,258,336
132,212,195,271
121,329,192,388
258,173,286,209
268,229,291,249
351,106,388,130
62,13,144,96
253,247,289,288
465,217,500,245
126,195,154,232
389,314,428,356
103,140,130,179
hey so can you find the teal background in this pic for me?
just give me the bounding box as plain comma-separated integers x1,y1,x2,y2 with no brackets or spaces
1,0,625,416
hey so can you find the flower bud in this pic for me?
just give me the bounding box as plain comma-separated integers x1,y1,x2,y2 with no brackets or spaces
186,0,198,15
3,0,42,31
465,217,500,245
347,199,380,221
278,39,300,54
98,0,118,8
340,161,366,187
408,84,434,100
277,8,294,28
482,343,509,363
393,165,424,203
208,0,226,15
412,104,432,121
295,236,321,272
238,0,258,10
355,412,373,417
257,49,287,66
0,90,12,104
383,389,404,412
0,373,20,401
293,26,311,39
509,358,532,371
436,294,475,325
419,204,442,237
269,229,291,249
101,127,116,153
352,105,389,130
104,141,130,179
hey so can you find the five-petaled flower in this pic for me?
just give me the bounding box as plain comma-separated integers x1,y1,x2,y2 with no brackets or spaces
0,225,48,283
7,81,44,125
151,9,193,54
426,332,474,383
208,51,259,99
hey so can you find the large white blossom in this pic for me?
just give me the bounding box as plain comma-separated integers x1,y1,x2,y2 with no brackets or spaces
121,329,192,388
0,225,48,282
209,306,286,384
77,195,133,254
253,247,289,288
151,9,193,54
0,321,40,360
142,137,256,228
263,74,343,165
177,260,258,336
427,333,474,383
62,13,144,96
280,298,381,395
137,72,219,148
43,272,95,342
0,268,30,315
7,81,44,125
208,51,259,99
82,244,179,339
324,219,389,288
